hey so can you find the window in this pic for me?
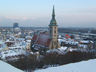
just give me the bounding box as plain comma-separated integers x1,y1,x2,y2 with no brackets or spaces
54,30,56,33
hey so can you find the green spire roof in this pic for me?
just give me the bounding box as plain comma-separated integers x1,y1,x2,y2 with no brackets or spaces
52,5,55,18
49,6,57,26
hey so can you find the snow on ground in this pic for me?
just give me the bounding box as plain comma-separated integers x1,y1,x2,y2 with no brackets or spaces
0,60,23,72
35,59,96,72
0,48,26,60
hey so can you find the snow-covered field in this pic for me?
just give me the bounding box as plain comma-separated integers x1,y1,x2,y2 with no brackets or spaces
35,59,96,72
0,56,96,72
0,60,23,72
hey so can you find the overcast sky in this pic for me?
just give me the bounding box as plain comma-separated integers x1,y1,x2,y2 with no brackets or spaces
0,0,96,28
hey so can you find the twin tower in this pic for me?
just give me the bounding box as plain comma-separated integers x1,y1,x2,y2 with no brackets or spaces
49,6,60,49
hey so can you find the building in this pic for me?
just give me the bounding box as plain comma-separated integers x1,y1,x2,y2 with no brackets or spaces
31,6,60,52
13,23,19,28
13,23,21,33
93,35,96,49
48,6,60,49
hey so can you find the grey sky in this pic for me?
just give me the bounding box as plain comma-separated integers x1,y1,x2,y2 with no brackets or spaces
0,0,96,28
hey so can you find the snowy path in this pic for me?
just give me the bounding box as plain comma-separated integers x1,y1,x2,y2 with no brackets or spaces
35,59,96,72
0,60,23,72
0,59,96,72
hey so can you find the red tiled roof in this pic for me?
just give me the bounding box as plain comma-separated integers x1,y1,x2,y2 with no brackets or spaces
32,34,38,41
32,32,51,47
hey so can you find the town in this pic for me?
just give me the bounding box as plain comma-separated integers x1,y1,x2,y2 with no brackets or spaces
0,6,96,72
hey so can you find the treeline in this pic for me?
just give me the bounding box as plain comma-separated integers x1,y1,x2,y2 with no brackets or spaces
58,28,96,34
7,50,96,71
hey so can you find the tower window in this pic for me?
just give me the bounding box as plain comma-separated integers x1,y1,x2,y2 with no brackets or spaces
54,30,56,33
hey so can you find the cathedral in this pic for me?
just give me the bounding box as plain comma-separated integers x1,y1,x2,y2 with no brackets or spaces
31,6,60,51
49,6,60,49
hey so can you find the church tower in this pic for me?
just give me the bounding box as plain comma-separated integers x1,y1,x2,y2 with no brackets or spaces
49,6,60,49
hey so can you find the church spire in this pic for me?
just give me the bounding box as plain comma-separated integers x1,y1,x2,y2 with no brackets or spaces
52,5,55,18
49,5,60,49
49,5,57,26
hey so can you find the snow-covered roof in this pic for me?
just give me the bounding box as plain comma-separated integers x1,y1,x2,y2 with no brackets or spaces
80,40,90,43
0,49,26,60
5,40,15,43
47,46,68,55
58,39,79,45
25,36,32,39
0,41,4,44
0,41,6,49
